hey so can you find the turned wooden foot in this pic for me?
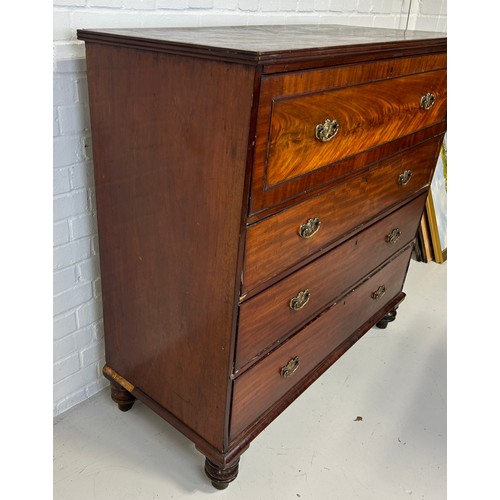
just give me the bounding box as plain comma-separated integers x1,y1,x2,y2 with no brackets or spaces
110,380,136,412
376,307,398,329
204,457,240,490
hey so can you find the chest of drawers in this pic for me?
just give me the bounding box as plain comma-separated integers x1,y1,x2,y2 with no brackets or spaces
77,24,447,489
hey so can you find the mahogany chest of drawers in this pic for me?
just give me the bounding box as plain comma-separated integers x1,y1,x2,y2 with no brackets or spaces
77,24,447,489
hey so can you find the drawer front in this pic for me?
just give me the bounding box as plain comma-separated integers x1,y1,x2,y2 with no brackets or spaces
266,70,446,186
231,245,412,441
243,137,439,294
249,54,447,216
236,192,426,373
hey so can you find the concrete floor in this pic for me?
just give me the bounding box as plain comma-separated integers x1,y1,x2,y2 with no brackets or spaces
54,259,446,500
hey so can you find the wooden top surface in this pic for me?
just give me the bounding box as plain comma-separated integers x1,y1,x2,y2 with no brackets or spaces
77,24,446,67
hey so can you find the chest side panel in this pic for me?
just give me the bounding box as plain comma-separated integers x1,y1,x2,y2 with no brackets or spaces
85,43,255,451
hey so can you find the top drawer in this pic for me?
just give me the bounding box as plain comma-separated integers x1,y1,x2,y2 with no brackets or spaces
250,54,447,217
265,70,446,186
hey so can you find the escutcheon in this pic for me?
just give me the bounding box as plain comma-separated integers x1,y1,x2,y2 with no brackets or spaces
289,289,311,311
385,228,402,244
397,170,413,186
298,217,321,239
315,118,339,142
420,92,436,110
280,356,300,378
371,285,386,300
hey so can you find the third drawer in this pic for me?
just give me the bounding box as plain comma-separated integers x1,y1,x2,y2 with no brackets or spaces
235,191,426,373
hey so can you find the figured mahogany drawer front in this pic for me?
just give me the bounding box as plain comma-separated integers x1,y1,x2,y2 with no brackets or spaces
242,137,439,294
236,192,425,373
231,245,412,441
250,54,447,215
264,69,446,187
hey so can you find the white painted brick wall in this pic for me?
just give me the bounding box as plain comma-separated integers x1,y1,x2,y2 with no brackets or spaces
53,0,447,416
53,57,107,416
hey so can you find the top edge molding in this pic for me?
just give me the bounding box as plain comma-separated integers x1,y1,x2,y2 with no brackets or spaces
77,25,447,69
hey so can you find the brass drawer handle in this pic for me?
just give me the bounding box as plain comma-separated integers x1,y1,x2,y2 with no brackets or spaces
299,217,321,239
315,118,339,142
420,92,436,110
371,285,386,301
386,228,401,244
398,170,413,186
280,356,300,378
290,289,311,311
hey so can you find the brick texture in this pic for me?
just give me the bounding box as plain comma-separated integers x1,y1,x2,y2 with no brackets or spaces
52,0,447,416
53,58,107,416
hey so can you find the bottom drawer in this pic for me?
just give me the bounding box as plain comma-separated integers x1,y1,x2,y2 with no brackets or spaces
230,245,412,441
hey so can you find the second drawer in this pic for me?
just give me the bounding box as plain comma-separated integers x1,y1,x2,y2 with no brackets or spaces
235,192,426,373
242,136,439,294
